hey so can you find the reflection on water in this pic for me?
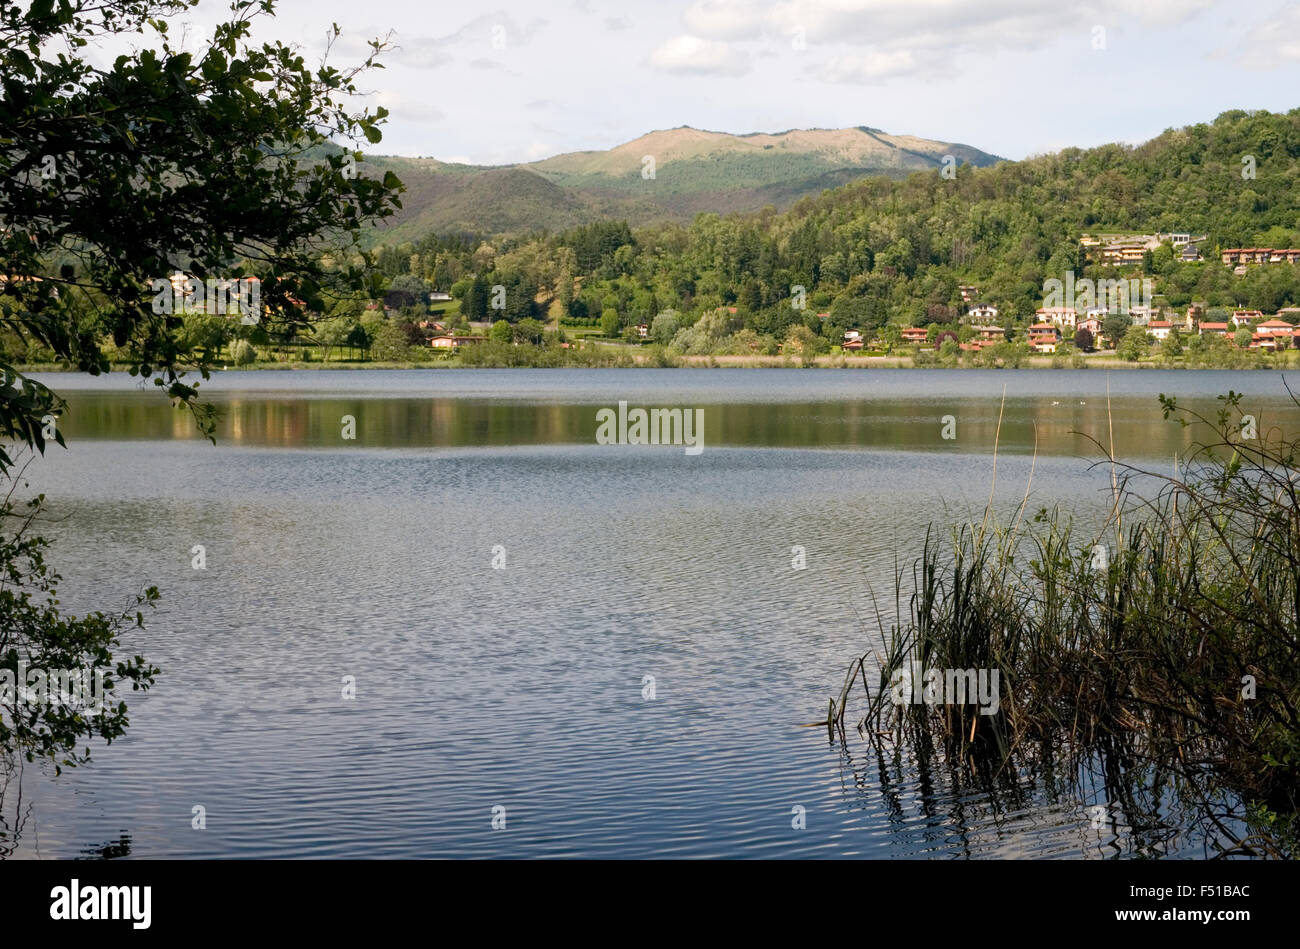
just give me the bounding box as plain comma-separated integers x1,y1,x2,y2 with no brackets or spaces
40,367,1300,459
4,369,1295,858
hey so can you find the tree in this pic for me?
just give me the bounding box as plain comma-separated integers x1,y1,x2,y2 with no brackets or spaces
1074,328,1094,351
462,275,490,322
1103,314,1131,350
490,319,513,343
0,1,400,764
1117,325,1151,362
650,310,680,345
314,317,355,363
600,307,621,338
370,320,410,361
1,0,401,446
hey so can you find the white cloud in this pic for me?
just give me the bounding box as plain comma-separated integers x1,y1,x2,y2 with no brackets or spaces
1239,5,1300,66
374,90,445,124
648,34,753,75
819,49,918,82
683,0,768,40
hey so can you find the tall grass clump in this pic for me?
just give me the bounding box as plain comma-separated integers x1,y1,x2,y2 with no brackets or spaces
830,388,1300,857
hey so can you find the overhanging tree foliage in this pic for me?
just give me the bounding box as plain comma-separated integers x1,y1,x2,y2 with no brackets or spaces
0,0,403,767
0,0,403,456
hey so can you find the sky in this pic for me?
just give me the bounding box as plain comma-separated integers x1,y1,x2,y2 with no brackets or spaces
93,0,1300,164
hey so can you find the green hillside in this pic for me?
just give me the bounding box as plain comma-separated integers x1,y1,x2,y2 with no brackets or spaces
356,125,1002,242
361,108,1300,362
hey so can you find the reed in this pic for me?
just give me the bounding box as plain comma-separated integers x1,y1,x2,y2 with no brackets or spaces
830,385,1300,856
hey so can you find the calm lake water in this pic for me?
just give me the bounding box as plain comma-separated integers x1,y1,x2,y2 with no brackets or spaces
5,368,1298,859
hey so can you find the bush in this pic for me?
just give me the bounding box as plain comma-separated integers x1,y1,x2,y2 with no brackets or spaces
229,339,257,365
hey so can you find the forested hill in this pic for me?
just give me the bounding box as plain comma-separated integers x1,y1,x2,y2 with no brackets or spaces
367,108,1300,350
360,125,1001,241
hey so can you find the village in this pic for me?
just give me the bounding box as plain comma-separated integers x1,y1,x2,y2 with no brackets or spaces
838,231,1300,356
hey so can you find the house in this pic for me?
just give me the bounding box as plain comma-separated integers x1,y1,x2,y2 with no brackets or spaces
959,285,978,303
1028,323,1061,353
637,323,649,339
1231,310,1264,328
1221,248,1300,265
1255,319,1295,345
428,292,453,302
1036,306,1077,330
429,335,486,350
1099,244,1148,265
841,330,864,351
1249,333,1281,351
901,327,929,344
1128,304,1155,326
1147,320,1173,341
972,325,1006,342
1178,244,1203,263
1077,315,1104,336
966,303,999,321
1167,233,1192,246
1197,322,1229,336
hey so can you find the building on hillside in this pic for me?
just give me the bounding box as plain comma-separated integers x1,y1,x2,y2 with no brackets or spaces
1178,243,1203,263
1197,322,1229,336
972,325,1006,342
1077,315,1103,335
1221,248,1300,265
1232,309,1264,328
428,292,453,302
1249,333,1284,351
959,285,978,303
1036,306,1077,330
1028,323,1061,353
1147,320,1173,341
1255,319,1295,345
430,335,487,351
901,327,929,345
966,303,999,321
1098,243,1144,265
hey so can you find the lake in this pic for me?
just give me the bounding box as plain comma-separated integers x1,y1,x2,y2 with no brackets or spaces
5,368,1297,858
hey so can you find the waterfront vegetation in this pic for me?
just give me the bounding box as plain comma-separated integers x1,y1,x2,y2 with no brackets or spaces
830,390,1300,857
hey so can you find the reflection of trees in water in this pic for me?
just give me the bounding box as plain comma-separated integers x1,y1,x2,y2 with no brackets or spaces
0,760,133,860
832,729,1248,858
0,757,34,859
78,832,133,860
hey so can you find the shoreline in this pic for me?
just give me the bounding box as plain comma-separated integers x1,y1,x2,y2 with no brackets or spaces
15,353,1300,372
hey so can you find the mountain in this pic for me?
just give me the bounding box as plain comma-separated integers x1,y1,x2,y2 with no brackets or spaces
362,126,1002,241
